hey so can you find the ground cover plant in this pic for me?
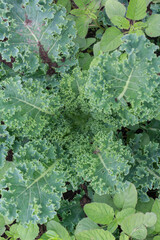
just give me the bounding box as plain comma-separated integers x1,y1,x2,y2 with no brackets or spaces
0,0,160,239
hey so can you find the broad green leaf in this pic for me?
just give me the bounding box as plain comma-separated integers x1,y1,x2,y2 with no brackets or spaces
93,42,101,56
81,38,96,51
73,0,91,8
84,202,114,225
146,0,152,5
126,0,147,20
111,16,130,29
107,219,118,233
46,220,70,240
39,230,62,240
75,16,92,38
93,193,117,210
116,208,135,225
120,232,129,240
136,198,154,213
17,223,39,240
78,53,93,70
121,213,147,240
152,199,160,233
71,237,75,240
129,28,144,36
75,37,96,50
113,183,137,209
70,9,86,17
153,237,160,240
145,14,160,37
105,0,126,19
75,218,100,235
57,0,71,12
133,22,147,29
57,193,86,233
75,229,115,240
144,212,157,228
100,27,123,52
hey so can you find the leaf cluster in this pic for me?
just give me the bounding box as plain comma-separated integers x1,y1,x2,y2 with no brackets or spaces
0,0,160,239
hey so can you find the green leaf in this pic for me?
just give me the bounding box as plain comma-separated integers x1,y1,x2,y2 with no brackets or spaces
0,77,60,137
75,130,133,196
136,198,154,213
107,219,118,233
84,202,114,225
144,212,157,228
5,224,20,240
153,237,160,240
70,9,86,17
121,213,147,240
93,42,101,56
78,53,93,70
39,230,62,240
145,14,160,37
146,0,152,5
100,27,123,52
86,34,160,128
0,215,5,236
0,125,14,168
93,193,117,211
58,194,85,233
105,0,126,19
75,229,115,240
116,208,135,225
0,161,66,224
120,232,129,240
126,0,147,20
72,0,90,8
81,38,96,51
75,218,100,235
75,16,92,38
113,183,137,209
17,223,39,240
0,162,14,181
46,221,70,240
57,0,71,12
110,16,130,29
129,29,144,36
133,22,147,29
0,1,77,73
152,199,160,233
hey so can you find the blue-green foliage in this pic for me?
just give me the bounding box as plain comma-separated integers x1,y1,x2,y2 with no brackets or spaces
0,0,160,226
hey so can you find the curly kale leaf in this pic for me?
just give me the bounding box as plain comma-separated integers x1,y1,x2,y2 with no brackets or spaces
0,125,14,167
70,131,134,195
0,0,78,74
85,34,160,127
126,134,160,201
0,140,66,224
0,163,65,224
0,77,60,137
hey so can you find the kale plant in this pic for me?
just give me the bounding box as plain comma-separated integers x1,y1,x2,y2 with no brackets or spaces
0,0,160,233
